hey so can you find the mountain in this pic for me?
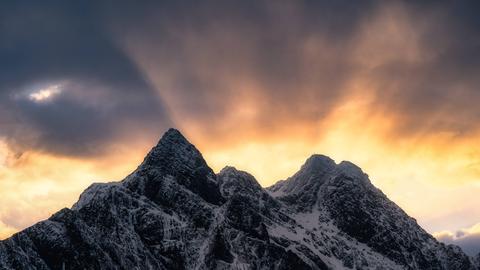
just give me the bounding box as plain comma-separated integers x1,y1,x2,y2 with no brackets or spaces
0,128,478,270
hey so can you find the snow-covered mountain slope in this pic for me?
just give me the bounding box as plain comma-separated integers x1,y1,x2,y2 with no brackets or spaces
0,129,478,269
267,155,476,269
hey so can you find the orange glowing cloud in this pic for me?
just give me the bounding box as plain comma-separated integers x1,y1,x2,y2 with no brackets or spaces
0,140,149,239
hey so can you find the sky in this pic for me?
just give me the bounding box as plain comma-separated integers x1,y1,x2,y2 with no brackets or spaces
0,0,479,256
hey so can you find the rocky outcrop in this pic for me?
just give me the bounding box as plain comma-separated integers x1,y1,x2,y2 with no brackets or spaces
0,129,477,269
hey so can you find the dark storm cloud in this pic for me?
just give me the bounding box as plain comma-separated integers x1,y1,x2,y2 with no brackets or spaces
0,1,172,156
1,0,479,155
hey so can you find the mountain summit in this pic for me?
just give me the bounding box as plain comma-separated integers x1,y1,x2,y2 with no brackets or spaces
136,128,224,205
0,129,478,269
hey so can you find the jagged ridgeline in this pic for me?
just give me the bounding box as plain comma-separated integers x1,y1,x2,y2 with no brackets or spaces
0,129,478,270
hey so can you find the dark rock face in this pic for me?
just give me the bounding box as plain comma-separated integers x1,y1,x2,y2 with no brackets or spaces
0,129,478,270
269,159,478,270
137,128,224,205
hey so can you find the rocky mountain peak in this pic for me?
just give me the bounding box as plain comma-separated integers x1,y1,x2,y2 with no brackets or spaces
131,128,224,205
267,154,336,198
217,166,263,199
161,127,186,141
141,128,201,168
301,154,336,174
329,160,373,190
268,156,372,199
0,128,477,270
337,160,365,177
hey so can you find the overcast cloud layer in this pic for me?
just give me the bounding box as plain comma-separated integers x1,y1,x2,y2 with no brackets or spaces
1,1,479,154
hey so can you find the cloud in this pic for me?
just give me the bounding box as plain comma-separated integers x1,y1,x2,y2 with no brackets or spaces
0,220,17,240
1,1,479,155
0,139,148,238
0,1,172,157
359,2,480,138
435,223,480,256
110,0,480,149
115,0,375,145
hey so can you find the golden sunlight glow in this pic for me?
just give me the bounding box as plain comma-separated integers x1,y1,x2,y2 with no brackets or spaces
0,141,146,240
1,95,479,238
202,92,480,233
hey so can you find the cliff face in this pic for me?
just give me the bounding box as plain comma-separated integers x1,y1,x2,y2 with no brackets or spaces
0,129,477,270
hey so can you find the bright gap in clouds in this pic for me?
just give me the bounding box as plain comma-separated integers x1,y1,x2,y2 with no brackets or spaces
28,84,63,103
